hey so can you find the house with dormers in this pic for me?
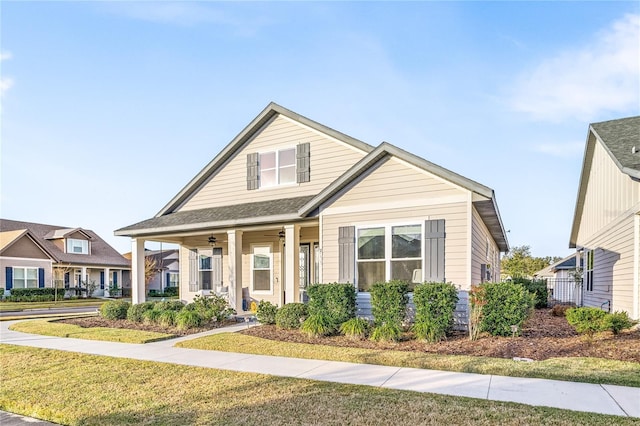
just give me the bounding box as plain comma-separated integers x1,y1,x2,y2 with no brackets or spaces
569,116,640,319
116,103,509,313
1,219,130,296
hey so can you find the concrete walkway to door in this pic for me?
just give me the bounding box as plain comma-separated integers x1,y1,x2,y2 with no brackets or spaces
1,320,638,419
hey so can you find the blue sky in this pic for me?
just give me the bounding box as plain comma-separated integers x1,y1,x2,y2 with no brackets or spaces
2,1,639,258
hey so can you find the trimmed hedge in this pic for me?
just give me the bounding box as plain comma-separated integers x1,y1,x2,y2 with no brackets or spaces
276,303,308,329
369,280,409,327
99,300,130,320
256,300,278,325
127,302,156,322
480,282,535,336
307,283,356,328
6,288,65,302
412,282,459,342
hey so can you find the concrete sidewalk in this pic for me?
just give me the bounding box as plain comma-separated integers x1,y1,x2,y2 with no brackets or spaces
1,320,638,419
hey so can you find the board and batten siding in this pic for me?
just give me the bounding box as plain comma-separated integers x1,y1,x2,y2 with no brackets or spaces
178,114,368,212
471,206,501,284
576,139,640,244
582,215,637,317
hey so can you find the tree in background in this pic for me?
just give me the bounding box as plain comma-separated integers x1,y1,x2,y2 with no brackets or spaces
501,245,562,279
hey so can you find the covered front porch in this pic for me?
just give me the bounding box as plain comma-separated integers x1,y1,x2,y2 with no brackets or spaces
129,221,320,313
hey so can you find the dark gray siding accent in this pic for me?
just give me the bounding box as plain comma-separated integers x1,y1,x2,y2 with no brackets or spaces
338,226,355,283
246,153,259,190
296,142,310,183
424,219,445,282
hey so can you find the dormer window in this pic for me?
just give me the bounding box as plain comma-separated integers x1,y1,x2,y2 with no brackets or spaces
67,238,89,254
259,148,296,187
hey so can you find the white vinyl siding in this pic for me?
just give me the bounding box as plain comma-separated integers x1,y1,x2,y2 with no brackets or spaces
178,115,368,211
576,139,640,244
471,207,501,284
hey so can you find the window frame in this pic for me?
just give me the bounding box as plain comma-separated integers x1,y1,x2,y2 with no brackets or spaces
258,147,296,188
251,244,273,294
355,223,423,290
585,249,594,292
198,249,214,291
12,267,39,289
66,238,89,255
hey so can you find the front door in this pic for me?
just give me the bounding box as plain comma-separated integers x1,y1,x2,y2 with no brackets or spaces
299,243,310,302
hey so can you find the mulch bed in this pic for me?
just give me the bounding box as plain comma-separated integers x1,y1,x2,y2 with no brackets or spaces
58,309,640,362
239,309,640,362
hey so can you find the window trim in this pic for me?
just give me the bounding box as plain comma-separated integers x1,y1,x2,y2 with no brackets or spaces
355,222,424,290
12,266,39,289
258,147,297,189
585,249,594,292
251,244,273,294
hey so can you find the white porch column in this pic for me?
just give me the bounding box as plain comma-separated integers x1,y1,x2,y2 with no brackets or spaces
132,238,146,305
227,230,243,313
284,224,300,304
104,267,110,296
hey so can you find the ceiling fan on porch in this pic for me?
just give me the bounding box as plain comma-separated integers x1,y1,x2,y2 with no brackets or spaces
207,235,228,247
263,228,286,242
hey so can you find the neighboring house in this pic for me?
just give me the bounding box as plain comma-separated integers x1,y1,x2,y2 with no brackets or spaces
1,219,131,296
533,254,583,306
122,249,180,294
569,116,640,319
116,103,509,314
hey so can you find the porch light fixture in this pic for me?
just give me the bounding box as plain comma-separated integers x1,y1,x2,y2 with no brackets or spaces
278,229,285,242
208,235,216,247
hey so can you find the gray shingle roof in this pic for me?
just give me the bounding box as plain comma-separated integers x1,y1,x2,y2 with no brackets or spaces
591,116,640,176
115,195,316,236
0,219,130,268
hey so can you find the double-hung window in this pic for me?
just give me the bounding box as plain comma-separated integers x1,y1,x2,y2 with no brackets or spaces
13,267,38,289
251,245,272,292
67,238,88,254
199,252,213,290
356,224,422,291
259,148,296,188
585,249,594,291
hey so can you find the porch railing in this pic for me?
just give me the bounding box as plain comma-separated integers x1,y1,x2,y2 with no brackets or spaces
544,278,583,306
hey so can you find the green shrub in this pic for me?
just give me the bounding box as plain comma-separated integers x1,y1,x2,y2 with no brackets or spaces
188,294,235,323
126,302,156,322
162,287,179,297
154,300,185,312
276,303,308,329
7,288,65,302
412,282,459,342
605,311,637,335
142,309,162,324
99,300,130,320
480,282,535,336
256,300,278,325
566,307,609,336
157,310,177,328
300,314,333,337
370,280,409,328
513,277,548,309
307,283,356,328
339,317,369,340
370,322,402,342
175,310,203,330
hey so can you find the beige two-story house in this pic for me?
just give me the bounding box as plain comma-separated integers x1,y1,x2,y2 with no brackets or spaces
116,103,509,312
569,116,640,319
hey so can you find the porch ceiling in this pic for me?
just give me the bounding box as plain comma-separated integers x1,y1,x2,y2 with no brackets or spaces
115,195,316,237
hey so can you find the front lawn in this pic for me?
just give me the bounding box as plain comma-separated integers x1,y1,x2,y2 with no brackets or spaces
0,298,106,312
0,344,635,426
9,320,173,343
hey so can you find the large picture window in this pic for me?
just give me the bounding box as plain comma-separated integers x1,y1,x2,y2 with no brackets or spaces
251,246,272,292
356,224,423,291
13,267,38,289
259,148,296,188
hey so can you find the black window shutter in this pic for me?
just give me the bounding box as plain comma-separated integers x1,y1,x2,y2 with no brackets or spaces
5,267,13,291
296,142,310,183
338,226,355,283
100,271,105,289
38,268,45,288
424,219,446,282
246,153,259,190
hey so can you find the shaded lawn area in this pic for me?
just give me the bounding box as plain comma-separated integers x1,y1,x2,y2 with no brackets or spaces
0,344,636,426
0,299,105,312
9,320,173,344
177,333,640,388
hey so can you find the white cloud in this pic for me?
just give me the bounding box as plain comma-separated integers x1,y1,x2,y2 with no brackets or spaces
510,13,640,122
532,141,585,158
1,50,13,96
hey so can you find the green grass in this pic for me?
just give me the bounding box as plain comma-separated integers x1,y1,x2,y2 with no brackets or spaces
0,344,635,426
177,333,640,387
9,319,173,344
0,298,105,312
